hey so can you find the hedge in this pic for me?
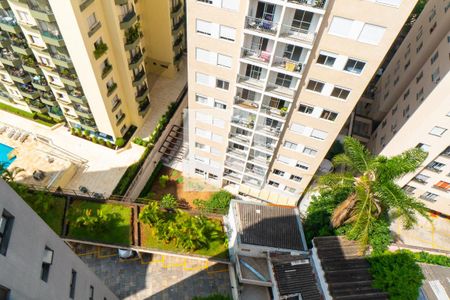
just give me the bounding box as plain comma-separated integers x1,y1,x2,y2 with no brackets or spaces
0,102,56,126
139,160,163,198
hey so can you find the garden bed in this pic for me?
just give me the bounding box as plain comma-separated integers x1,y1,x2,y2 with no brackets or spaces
66,200,132,246
139,166,217,208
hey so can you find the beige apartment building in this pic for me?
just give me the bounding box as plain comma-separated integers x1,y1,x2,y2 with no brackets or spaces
352,0,450,215
0,0,185,143
186,0,418,205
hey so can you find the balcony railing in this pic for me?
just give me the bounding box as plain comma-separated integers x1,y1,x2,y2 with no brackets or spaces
279,24,315,44
261,104,288,118
234,96,259,110
226,148,247,159
231,115,255,129
266,82,296,98
101,64,113,79
223,170,242,182
171,2,182,14
112,99,122,112
245,16,279,35
120,9,137,29
257,125,282,138
172,18,184,32
272,56,304,74
241,47,271,64
116,113,125,126
286,0,327,9
225,159,245,172
237,74,265,89
252,142,276,152
245,167,266,178
80,0,95,11
229,132,251,144
107,82,118,96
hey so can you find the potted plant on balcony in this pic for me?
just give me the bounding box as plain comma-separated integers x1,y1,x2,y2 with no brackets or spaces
280,107,288,117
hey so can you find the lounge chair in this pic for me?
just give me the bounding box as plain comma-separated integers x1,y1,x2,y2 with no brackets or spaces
13,131,21,140
7,129,15,138
0,126,6,134
19,133,29,143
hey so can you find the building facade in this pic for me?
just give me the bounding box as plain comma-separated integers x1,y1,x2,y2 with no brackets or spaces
352,0,450,215
0,0,185,143
0,179,118,300
186,0,418,205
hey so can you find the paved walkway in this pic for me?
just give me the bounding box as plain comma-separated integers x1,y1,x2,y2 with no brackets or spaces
77,246,231,300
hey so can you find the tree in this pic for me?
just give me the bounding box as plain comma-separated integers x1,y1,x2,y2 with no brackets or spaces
161,193,177,210
318,137,429,250
139,202,161,226
0,163,24,182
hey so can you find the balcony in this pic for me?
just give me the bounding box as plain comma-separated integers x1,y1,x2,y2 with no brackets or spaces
138,98,150,116
116,113,125,126
174,51,183,63
124,25,141,50
74,105,93,119
252,142,276,153
107,82,118,96
51,53,73,68
173,35,183,48
32,75,50,91
0,33,10,47
29,2,55,22
8,67,31,84
101,64,113,79
245,16,278,36
248,155,270,167
272,56,304,74
28,100,48,113
241,47,271,65
225,157,245,172
231,114,255,130
80,120,97,132
112,98,122,112
10,38,32,56
19,84,39,99
229,132,251,145
128,51,143,69
68,90,87,104
87,21,101,37
48,80,65,90
120,10,137,30
245,166,267,179
93,42,108,59
0,17,20,33
172,18,184,33
260,104,288,119
0,51,20,67
171,2,183,16
286,0,327,9
132,69,146,86
22,58,40,74
115,0,128,4
234,96,259,111
257,125,282,138
266,82,296,99
223,170,242,183
40,92,56,106
48,106,64,121
136,85,148,102
237,74,265,89
279,24,315,44
227,147,247,160
79,0,95,12
41,30,65,47
59,69,80,87
242,177,263,188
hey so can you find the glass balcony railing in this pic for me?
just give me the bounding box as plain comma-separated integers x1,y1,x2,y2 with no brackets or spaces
272,56,304,74
245,16,279,35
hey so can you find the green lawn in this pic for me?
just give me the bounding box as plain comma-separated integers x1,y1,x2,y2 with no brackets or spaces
67,200,132,246
22,195,66,235
141,225,229,259
0,102,57,127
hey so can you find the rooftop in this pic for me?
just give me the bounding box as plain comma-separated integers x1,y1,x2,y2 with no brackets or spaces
236,201,305,251
270,253,322,300
313,236,388,300
419,263,450,300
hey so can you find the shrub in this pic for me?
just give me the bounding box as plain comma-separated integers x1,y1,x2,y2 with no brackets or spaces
159,175,170,188
133,136,144,145
139,161,163,198
83,130,90,137
70,208,121,233
106,140,112,148
194,190,233,214
98,138,105,145
139,202,161,226
115,137,125,147
368,251,424,300
161,193,177,210
91,136,98,143
401,250,450,267
176,176,184,184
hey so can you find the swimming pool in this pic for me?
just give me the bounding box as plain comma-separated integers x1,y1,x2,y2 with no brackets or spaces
0,143,16,168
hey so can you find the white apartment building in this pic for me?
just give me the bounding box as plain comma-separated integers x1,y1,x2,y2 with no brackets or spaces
352,0,450,215
186,0,418,205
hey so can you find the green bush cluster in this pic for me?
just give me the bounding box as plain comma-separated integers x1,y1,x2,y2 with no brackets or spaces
0,102,56,126
161,193,177,210
193,190,233,214
70,128,115,149
368,251,424,300
159,175,170,188
69,208,121,233
133,136,150,147
401,249,450,267
139,202,226,251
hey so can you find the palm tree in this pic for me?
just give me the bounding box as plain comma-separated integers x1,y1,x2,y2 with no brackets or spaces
318,137,429,250
0,163,24,183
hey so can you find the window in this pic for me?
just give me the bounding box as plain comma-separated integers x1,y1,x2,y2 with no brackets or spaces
344,59,366,74
0,285,10,300
426,161,445,172
222,0,238,10
219,25,236,41
331,87,350,99
198,0,213,3
431,68,440,83
310,129,328,140
87,13,98,30
195,128,210,138
284,186,296,193
320,110,338,121
195,94,208,105
195,168,205,175
416,41,423,53
416,143,430,152
89,286,94,300
420,192,438,202
404,59,410,70
299,104,314,114
306,80,324,93
303,147,317,156
358,23,385,45
430,52,439,64
296,161,309,170
290,175,302,182
208,173,218,180
403,89,410,100
284,141,297,150
434,181,450,191
317,52,336,67
413,174,429,184
214,100,227,109
268,180,279,188
212,133,223,142
273,169,285,176
328,16,353,37
278,155,293,165
213,118,225,128
217,54,232,68
196,19,211,35
375,0,401,6
403,185,416,194
195,72,211,86
290,123,305,134
40,247,54,282
69,270,77,299
195,142,207,150
0,210,14,256
429,126,447,137
416,88,424,102
216,79,229,90
196,48,212,63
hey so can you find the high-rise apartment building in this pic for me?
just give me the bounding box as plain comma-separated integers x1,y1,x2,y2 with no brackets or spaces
0,0,185,143
352,0,450,215
0,179,119,300
186,0,417,205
